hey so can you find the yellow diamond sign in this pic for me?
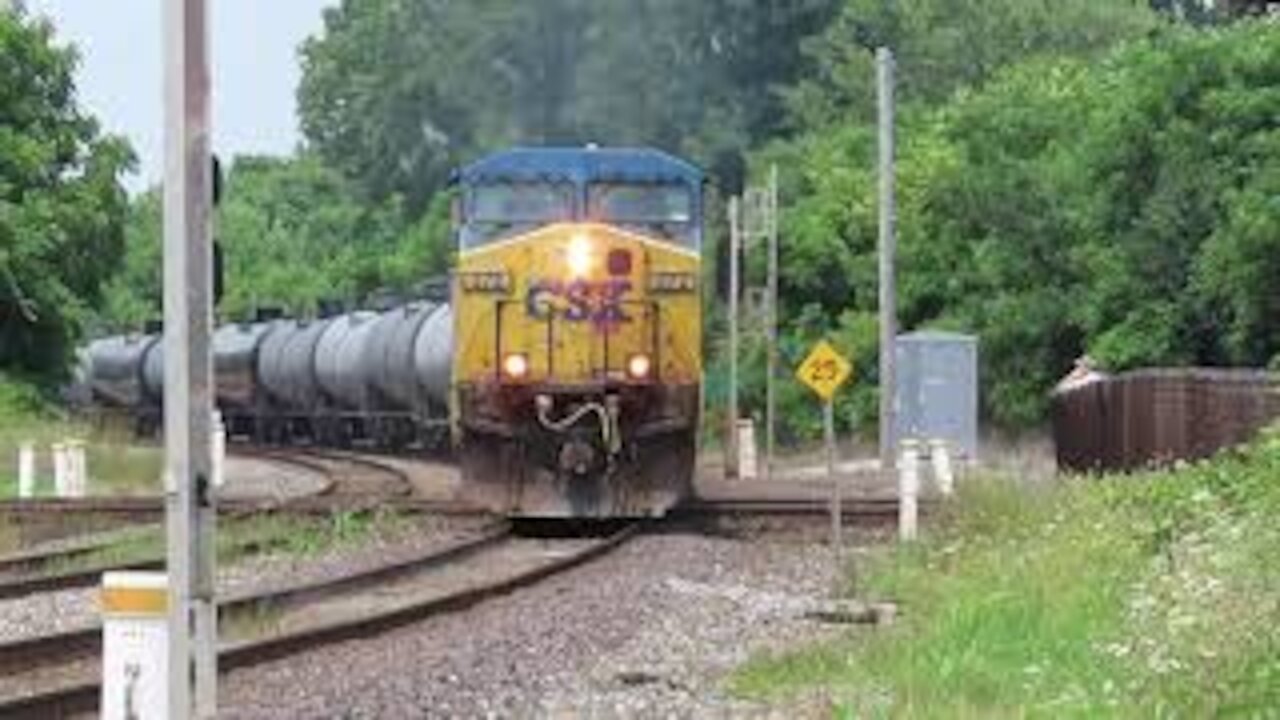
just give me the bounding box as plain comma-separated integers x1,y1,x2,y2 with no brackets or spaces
796,340,854,401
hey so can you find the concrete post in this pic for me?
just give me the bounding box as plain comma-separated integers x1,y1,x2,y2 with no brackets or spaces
163,0,219,713
899,439,919,542
68,440,87,498
17,442,35,499
101,572,169,720
211,411,226,489
737,418,758,480
929,438,954,497
52,443,69,498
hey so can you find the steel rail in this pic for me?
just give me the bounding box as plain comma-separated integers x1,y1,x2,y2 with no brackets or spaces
0,522,513,704
676,497,922,517
0,521,637,719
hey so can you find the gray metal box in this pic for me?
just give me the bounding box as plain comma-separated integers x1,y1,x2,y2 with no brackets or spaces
894,331,978,458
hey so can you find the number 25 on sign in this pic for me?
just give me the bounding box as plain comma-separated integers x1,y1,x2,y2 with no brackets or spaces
796,340,853,401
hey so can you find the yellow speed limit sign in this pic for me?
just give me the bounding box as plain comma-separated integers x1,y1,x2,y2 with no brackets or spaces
796,340,853,401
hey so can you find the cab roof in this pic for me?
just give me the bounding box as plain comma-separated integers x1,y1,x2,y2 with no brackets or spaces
456,147,702,186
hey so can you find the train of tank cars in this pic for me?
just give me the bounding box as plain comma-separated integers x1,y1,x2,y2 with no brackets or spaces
74,147,706,519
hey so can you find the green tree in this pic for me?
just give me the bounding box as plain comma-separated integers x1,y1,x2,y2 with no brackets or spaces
96,190,161,332
299,0,513,209
99,154,451,328
750,20,1280,433
0,10,132,380
298,0,842,205
787,0,1160,128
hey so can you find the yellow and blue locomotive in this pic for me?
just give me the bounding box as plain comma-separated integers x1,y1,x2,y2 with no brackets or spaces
452,147,703,517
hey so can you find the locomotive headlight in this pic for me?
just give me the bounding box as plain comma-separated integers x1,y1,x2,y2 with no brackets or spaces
626,353,652,380
567,233,593,277
502,353,530,380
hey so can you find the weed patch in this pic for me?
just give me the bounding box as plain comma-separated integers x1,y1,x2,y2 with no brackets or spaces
733,426,1280,717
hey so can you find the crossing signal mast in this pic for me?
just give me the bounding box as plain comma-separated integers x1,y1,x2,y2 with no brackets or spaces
740,168,780,480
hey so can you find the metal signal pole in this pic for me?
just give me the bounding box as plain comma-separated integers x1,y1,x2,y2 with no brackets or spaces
765,165,779,482
163,0,217,716
877,48,898,475
726,197,741,478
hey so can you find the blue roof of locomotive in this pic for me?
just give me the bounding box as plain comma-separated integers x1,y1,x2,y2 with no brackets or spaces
456,147,702,186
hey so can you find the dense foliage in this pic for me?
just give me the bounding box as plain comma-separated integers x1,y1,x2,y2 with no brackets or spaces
0,11,131,381
737,19,1280,432
786,0,1160,128
98,156,453,328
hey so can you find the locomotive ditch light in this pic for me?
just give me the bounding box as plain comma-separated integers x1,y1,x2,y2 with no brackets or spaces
626,353,652,380
502,353,530,380
567,233,594,277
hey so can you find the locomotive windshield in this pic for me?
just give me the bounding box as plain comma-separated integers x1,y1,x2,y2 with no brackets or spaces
588,183,695,245
463,181,575,247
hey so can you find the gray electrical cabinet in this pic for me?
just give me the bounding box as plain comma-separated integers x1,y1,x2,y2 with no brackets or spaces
894,331,979,459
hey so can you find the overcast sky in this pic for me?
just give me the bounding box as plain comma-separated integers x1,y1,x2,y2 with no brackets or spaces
26,0,335,190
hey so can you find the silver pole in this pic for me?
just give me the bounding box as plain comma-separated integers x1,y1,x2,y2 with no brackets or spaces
765,165,779,482
826,398,841,558
163,0,217,716
726,197,741,479
877,47,898,474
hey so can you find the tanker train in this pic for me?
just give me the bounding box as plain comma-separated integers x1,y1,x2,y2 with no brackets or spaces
81,147,706,519
80,299,453,449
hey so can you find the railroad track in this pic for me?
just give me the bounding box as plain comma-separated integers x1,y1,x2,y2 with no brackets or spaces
677,496,917,519
0,520,640,718
239,446,413,503
0,449,482,602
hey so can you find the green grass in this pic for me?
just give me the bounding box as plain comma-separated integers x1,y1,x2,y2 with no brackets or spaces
0,516,18,555
0,377,162,497
51,509,413,574
222,602,285,641
733,425,1280,718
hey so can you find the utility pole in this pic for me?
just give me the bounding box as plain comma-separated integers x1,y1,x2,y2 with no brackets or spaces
163,0,217,716
766,165,779,482
726,197,741,479
877,47,898,475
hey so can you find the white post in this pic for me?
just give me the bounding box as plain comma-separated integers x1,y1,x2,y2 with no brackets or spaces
737,418,758,480
101,572,169,720
52,442,69,498
69,441,86,498
930,438,954,497
899,438,919,542
17,442,35,499
211,411,225,488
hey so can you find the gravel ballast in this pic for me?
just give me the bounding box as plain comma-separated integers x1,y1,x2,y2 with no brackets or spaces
219,530,854,719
